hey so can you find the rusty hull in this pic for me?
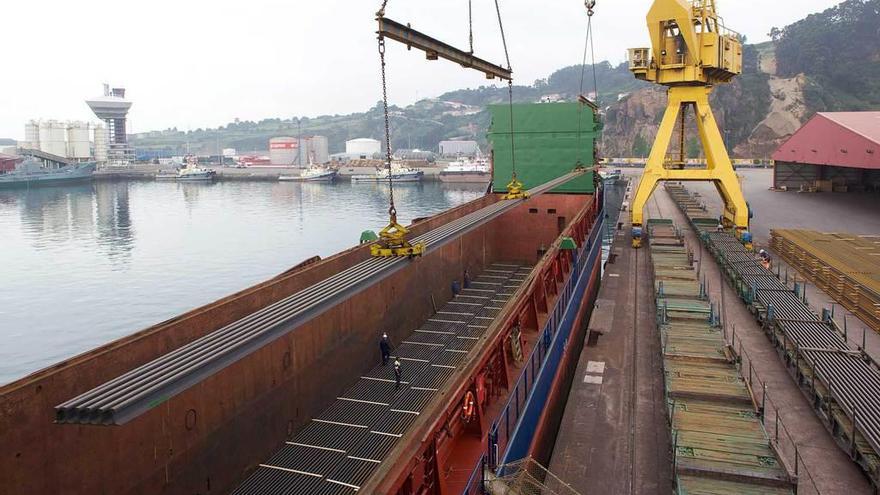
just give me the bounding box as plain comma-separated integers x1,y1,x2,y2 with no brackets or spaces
0,193,585,495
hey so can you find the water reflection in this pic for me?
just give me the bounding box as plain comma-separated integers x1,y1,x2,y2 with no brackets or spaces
0,179,486,384
95,182,135,263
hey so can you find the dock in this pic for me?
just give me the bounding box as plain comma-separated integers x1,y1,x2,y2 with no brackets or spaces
548,171,876,494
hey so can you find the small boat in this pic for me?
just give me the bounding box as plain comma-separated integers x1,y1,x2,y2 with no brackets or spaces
177,166,217,181
351,165,423,183
279,161,338,182
439,155,491,183
173,156,217,182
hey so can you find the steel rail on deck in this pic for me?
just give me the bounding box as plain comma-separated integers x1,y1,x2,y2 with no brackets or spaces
55,172,585,425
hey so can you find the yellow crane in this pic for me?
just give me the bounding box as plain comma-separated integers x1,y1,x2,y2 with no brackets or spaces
628,0,751,248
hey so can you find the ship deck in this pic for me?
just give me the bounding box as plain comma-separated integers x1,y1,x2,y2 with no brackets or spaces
233,263,533,494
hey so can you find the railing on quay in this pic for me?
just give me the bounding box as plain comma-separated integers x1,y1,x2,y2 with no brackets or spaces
726,328,824,494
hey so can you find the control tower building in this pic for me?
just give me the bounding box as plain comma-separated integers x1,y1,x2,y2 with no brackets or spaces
86,84,134,163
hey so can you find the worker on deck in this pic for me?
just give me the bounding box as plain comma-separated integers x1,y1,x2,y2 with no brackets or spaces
393,359,402,390
380,333,392,366
463,269,471,289
759,249,772,270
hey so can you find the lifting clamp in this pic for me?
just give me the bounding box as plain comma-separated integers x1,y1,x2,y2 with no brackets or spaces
502,172,529,200
371,205,425,258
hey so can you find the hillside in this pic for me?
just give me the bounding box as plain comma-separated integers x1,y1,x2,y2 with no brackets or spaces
132,0,880,160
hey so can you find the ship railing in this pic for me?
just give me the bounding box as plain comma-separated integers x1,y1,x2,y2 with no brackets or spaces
487,206,604,473
461,455,486,495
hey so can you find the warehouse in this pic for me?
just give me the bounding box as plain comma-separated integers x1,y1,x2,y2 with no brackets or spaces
772,112,880,192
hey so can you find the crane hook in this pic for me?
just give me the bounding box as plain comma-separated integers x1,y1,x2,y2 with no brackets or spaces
585,0,596,16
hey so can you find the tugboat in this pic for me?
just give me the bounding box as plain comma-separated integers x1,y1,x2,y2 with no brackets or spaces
279,157,337,182
351,163,423,183
176,156,216,182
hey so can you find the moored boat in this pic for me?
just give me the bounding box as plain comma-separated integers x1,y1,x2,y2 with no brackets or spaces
279,164,337,182
0,158,95,188
439,155,491,183
351,165,424,183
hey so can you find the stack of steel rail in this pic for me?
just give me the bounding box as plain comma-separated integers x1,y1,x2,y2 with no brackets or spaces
771,229,880,333
665,183,880,488
54,172,584,426
648,219,794,494
232,264,533,494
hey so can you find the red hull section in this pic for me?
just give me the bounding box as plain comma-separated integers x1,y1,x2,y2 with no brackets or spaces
0,191,599,495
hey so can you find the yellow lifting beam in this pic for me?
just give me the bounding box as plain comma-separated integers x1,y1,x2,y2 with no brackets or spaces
371,207,425,257
628,0,750,248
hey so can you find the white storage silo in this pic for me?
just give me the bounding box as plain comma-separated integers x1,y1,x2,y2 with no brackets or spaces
23,120,40,150
345,138,381,158
309,136,330,164
93,125,108,163
269,136,298,165
67,121,91,159
39,120,67,157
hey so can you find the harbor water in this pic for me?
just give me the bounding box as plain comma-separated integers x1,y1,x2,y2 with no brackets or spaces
0,180,486,385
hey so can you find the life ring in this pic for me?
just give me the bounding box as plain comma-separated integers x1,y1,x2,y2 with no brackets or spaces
461,391,477,422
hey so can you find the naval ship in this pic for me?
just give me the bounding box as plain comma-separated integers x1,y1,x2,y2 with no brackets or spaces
0,157,95,188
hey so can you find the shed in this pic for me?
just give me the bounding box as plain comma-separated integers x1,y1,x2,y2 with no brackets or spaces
772,112,880,191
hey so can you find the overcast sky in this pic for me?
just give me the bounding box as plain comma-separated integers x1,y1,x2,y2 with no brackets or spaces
0,0,840,138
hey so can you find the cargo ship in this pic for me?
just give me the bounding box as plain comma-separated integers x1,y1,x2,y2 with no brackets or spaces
1,101,602,495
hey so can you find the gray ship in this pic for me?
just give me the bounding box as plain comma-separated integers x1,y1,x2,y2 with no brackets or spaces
0,158,96,188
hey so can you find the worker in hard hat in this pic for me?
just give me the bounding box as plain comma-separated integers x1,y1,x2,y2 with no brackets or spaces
759,249,772,270
380,333,392,366
393,359,402,390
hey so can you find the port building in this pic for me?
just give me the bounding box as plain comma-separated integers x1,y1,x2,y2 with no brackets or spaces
86,84,134,163
772,112,880,191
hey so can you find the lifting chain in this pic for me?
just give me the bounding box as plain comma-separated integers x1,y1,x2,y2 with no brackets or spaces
494,0,527,199
577,1,599,171
468,0,474,54
378,36,397,222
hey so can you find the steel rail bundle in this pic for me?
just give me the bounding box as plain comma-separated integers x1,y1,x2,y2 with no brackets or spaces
233,265,530,494
55,172,585,426
665,183,880,487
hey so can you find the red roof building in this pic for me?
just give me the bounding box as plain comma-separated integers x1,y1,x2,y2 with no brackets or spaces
772,112,880,191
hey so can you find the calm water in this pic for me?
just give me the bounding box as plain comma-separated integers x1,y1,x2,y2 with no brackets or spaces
0,180,486,384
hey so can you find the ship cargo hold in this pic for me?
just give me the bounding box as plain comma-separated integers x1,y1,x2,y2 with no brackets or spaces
0,103,603,495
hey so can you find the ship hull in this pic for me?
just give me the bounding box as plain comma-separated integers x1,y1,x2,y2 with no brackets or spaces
0,189,602,495
439,172,491,183
0,163,95,188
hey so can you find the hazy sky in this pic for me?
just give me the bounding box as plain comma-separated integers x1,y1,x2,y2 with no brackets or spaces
0,0,840,138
